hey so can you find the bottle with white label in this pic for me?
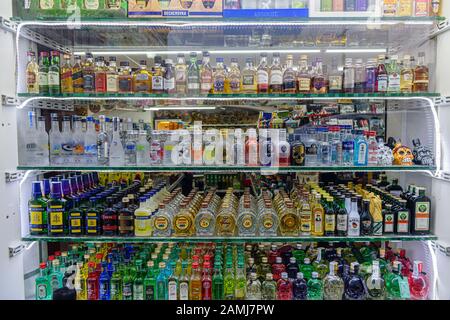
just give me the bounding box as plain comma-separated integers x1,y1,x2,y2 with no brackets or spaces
235,129,245,166
269,53,283,94
353,130,368,166
203,130,217,166
387,55,401,92
163,59,176,94
109,117,125,166
167,262,178,300
259,129,272,167
178,263,189,300
347,197,360,236
246,129,258,166
136,130,151,166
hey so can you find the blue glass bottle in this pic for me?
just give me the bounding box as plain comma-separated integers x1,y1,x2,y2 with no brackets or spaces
292,272,308,300
353,130,368,166
156,262,168,300
99,262,111,300
344,262,367,300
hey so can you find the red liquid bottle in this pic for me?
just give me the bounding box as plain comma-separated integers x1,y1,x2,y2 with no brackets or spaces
268,244,278,265
408,261,429,300
277,272,293,300
201,262,212,300
398,249,412,277
87,262,99,300
271,257,286,281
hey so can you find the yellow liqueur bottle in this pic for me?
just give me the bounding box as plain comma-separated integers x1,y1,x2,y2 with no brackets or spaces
311,194,325,236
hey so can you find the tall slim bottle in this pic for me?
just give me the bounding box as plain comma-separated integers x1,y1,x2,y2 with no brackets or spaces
109,117,125,166
26,51,39,94
257,53,269,94
38,52,50,94
48,51,61,95
269,53,283,94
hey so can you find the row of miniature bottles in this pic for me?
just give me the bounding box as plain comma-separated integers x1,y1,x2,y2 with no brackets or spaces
35,242,429,300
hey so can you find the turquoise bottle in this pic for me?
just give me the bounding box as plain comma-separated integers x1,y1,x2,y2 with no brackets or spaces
156,262,168,300
35,263,52,300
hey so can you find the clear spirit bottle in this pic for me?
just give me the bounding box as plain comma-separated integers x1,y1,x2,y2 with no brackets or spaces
152,56,164,94
246,273,262,300
237,196,257,237
84,116,98,166
324,261,344,300
72,116,85,166
187,52,200,95
257,53,269,94
48,113,62,165
109,117,125,166
175,53,187,95
124,130,137,166
343,58,355,93
354,58,365,93
97,115,109,166
269,53,283,94
200,51,213,95
366,260,385,300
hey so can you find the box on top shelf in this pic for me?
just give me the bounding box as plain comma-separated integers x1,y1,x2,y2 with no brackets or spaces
127,0,223,18
13,0,128,20
223,0,309,18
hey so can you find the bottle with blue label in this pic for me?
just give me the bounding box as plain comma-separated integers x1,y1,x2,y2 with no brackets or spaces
99,262,111,300
353,130,368,166
341,125,354,166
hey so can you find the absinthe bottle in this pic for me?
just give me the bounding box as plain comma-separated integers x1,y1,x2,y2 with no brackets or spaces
109,117,125,166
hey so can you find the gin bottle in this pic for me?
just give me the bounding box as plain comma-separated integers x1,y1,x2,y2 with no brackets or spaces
353,130,368,166
323,261,344,300
307,272,323,300
48,113,62,165
109,117,125,166
366,260,385,300
71,116,85,166
261,273,277,300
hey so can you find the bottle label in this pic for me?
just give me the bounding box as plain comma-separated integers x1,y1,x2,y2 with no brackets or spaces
176,69,186,83
152,76,164,90
134,285,144,300
414,202,430,231
145,285,155,300
38,72,48,86
37,284,48,299
73,142,85,155
179,282,189,300
214,79,225,93
40,0,54,10
84,0,99,10
175,216,190,231
336,214,347,231
397,210,409,233
257,70,268,87
242,75,255,87
199,217,211,229
262,216,274,229
29,205,44,232
348,216,360,235
305,143,318,158
324,214,335,232
123,284,132,298
241,215,253,230
388,73,401,91
27,71,37,86
164,77,175,90
377,75,388,91
106,75,118,92
168,281,177,300
119,78,132,92
154,216,169,231
187,76,200,90
384,213,394,233
230,78,241,92
283,77,296,91
48,205,64,233
328,75,342,91
313,211,323,233
270,70,283,85
300,212,312,232
83,75,94,90
297,77,311,92
355,142,368,165
201,73,212,92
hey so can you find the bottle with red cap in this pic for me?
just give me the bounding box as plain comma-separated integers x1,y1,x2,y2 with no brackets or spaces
36,262,52,300
189,261,202,300
201,261,212,300
87,261,99,300
408,261,429,300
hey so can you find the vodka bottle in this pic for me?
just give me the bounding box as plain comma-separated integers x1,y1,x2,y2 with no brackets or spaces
109,117,125,166
136,130,151,166
235,129,245,166
72,116,85,166
84,116,98,166
343,58,355,93
97,115,109,166
304,129,319,166
61,116,74,165
124,130,137,166
36,116,50,166
49,113,63,166
341,126,354,166
367,131,378,165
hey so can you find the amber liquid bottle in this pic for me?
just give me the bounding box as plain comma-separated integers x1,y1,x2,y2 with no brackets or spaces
413,52,429,93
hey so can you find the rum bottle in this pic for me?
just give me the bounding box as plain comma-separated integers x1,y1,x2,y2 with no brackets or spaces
375,55,388,93
26,51,39,94
413,52,429,92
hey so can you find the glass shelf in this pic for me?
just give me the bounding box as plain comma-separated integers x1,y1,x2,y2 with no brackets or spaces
17,165,437,173
22,234,437,243
18,92,440,99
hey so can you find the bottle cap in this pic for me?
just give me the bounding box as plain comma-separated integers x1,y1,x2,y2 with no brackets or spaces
312,272,318,278
50,182,62,199
281,272,288,279
39,262,46,269
32,181,43,198
297,272,304,279
275,257,282,263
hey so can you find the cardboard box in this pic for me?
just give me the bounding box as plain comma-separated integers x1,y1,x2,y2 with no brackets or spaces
13,0,128,20
128,0,223,18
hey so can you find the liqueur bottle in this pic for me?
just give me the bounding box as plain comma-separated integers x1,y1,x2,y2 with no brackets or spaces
307,272,323,300
29,181,48,235
408,261,429,300
277,272,293,300
411,187,431,234
26,51,39,94
38,52,50,94
47,182,66,236
261,273,277,300
60,54,73,94
344,262,367,300
323,261,344,300
366,260,385,300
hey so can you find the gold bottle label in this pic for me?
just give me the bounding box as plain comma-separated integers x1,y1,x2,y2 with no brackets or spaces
154,217,169,231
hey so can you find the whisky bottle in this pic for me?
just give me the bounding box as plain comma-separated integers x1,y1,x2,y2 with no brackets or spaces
328,57,343,94
60,54,73,94
387,55,401,93
400,55,413,93
152,56,164,94
311,58,327,94
72,55,84,93
106,57,118,93
269,53,283,94
213,58,226,94
175,53,187,95
48,51,61,95
296,55,310,94
228,58,241,94
26,51,39,94
282,54,296,93
95,57,107,93
118,61,133,94
413,52,429,93
257,53,269,94
241,58,257,94
375,55,388,93
83,53,95,93
134,60,152,93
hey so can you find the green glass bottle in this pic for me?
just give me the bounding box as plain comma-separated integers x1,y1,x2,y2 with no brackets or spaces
223,261,235,300
48,51,61,95
29,181,48,235
212,261,224,300
312,248,329,279
47,181,66,236
133,260,144,300
68,196,83,236
144,261,156,300
122,266,134,300
48,259,63,293
300,258,314,281
38,52,50,94
36,263,52,300
234,261,247,300
385,261,409,300
307,272,324,300
110,265,123,300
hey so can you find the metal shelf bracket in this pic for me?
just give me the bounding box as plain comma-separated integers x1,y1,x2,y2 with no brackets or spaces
430,19,450,38
1,95,19,107
5,171,25,183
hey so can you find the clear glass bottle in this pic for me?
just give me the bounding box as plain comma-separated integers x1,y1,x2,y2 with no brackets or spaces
366,260,385,300
269,53,283,94
175,53,187,95
261,273,277,300
228,58,242,94
200,51,213,95
187,52,200,95
49,113,62,165
242,58,257,94
124,130,137,166
323,261,344,300
36,116,50,166
283,54,296,93
246,273,262,300
109,117,125,166
311,58,327,94
354,58,365,93
328,57,343,94
343,58,355,93
257,53,269,94
136,130,150,166
97,115,109,166
71,116,85,166
367,131,378,165
413,52,429,93
84,116,98,166
353,130,368,166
